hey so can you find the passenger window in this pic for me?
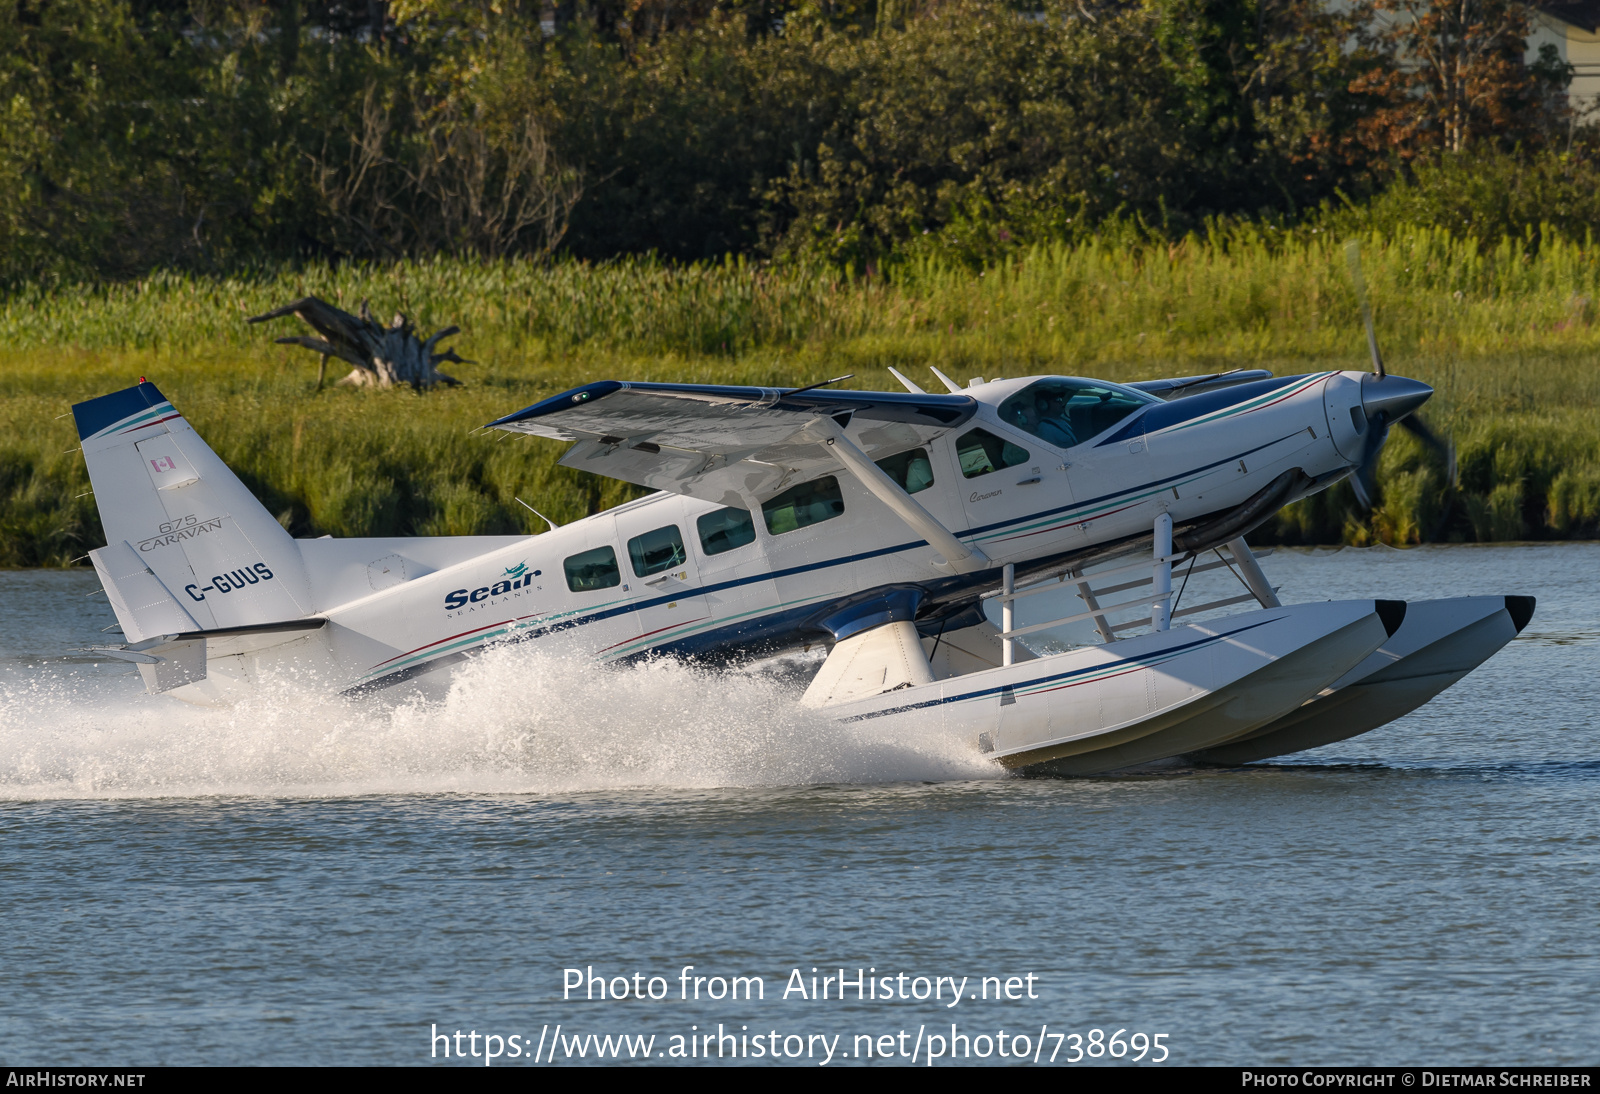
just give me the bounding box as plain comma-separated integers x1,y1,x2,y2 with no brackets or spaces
697,506,756,556
955,428,1030,479
563,545,621,592
996,378,1154,448
875,448,935,495
762,476,845,535
627,524,687,577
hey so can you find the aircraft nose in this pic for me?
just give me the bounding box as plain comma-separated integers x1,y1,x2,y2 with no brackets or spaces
1361,374,1433,422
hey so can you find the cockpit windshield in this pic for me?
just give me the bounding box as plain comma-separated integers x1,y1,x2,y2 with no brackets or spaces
996,379,1156,449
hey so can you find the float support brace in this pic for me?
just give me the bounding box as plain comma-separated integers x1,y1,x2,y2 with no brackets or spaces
1153,512,1173,632
1073,571,1118,643
1226,537,1282,609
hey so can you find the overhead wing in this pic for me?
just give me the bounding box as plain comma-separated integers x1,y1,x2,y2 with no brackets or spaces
1128,370,1274,400
486,381,978,507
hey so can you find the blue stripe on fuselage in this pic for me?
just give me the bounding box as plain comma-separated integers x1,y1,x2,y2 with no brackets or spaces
1093,375,1309,447
352,430,1313,690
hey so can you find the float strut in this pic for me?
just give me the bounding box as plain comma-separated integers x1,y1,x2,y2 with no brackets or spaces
1002,563,1016,666
1153,512,1173,632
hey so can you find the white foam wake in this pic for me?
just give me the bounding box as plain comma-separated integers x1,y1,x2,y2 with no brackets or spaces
0,643,1000,800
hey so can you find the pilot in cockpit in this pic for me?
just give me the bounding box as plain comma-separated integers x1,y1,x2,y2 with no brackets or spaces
1000,377,1153,449
1011,389,1076,449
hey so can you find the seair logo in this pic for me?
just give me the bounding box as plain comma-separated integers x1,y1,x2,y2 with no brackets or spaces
445,561,541,611
186,562,274,602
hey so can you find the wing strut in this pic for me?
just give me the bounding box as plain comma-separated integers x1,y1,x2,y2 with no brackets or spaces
806,417,991,574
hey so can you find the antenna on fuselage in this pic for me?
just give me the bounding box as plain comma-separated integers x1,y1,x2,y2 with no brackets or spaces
888,367,925,394
929,367,963,394
516,497,561,533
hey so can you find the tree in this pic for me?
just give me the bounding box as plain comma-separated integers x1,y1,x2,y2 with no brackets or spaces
1356,0,1571,155
312,89,584,260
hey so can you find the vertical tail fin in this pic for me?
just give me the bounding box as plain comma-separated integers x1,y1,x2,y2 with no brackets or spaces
74,382,315,637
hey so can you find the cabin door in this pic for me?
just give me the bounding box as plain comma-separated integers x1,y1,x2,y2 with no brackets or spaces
609,497,714,659
943,423,1078,562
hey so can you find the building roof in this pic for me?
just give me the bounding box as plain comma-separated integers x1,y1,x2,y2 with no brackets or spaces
1538,0,1600,34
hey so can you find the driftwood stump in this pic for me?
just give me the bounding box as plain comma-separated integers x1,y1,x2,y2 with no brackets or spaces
248,296,470,391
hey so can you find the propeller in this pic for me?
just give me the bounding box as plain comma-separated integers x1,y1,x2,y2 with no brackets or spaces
1343,242,1457,513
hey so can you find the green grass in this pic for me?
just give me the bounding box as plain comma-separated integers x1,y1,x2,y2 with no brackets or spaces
4,226,1599,566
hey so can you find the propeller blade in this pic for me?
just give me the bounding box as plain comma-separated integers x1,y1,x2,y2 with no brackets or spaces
1396,411,1444,451
1350,416,1390,511
1350,469,1375,511
1397,413,1458,488
1342,244,1458,521
1344,240,1387,380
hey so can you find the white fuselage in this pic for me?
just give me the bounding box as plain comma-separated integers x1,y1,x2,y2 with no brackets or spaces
242,370,1367,697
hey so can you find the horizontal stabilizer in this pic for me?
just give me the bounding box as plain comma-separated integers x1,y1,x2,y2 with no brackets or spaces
86,618,328,696
137,639,206,694
165,618,327,642
85,637,207,693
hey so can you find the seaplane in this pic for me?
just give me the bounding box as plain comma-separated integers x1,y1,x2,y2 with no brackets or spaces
74,261,1533,774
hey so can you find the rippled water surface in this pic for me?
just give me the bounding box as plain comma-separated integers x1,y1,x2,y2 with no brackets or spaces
1,545,1596,1065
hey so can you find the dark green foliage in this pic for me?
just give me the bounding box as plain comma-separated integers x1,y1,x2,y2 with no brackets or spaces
0,444,99,567
757,0,1396,265
1320,151,1600,248
3,0,1588,280
530,20,837,260
0,0,393,279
